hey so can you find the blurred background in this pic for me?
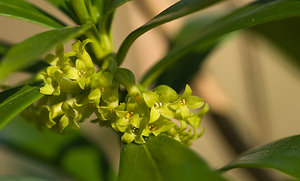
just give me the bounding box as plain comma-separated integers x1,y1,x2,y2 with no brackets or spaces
1,0,300,180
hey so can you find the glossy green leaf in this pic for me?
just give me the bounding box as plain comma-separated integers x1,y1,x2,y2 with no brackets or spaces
0,0,64,28
104,0,131,14
220,135,300,180
0,42,48,73
0,176,47,181
46,0,79,23
118,134,228,181
0,84,43,129
116,0,223,64
0,116,116,181
141,0,300,87
0,24,92,79
155,16,219,92
252,16,300,69
0,41,10,59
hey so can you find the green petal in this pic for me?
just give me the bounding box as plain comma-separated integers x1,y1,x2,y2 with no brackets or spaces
102,84,119,106
187,96,204,109
143,91,159,108
45,53,58,65
182,84,192,99
154,85,178,103
59,115,69,133
93,71,113,87
81,39,93,50
72,40,81,52
179,120,188,131
149,107,160,123
64,66,79,79
97,107,113,120
151,117,175,136
40,84,54,95
180,106,190,119
88,88,101,104
121,132,135,143
116,111,127,118
77,77,86,89
159,106,175,119
75,59,86,72
130,114,141,128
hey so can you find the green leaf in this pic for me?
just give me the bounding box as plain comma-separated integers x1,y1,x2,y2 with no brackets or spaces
46,0,79,23
155,16,219,92
116,0,223,64
252,16,300,69
0,116,116,181
141,0,300,87
0,176,48,181
0,24,93,79
104,0,131,15
220,135,300,180
0,41,10,59
118,134,228,181
0,84,44,129
0,0,65,28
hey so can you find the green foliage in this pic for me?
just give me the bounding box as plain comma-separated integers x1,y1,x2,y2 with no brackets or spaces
118,134,228,181
220,135,300,180
117,0,223,64
0,84,43,129
0,0,300,180
0,24,92,79
0,0,65,28
141,0,300,87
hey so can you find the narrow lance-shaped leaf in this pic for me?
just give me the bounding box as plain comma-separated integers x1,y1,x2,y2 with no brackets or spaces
0,176,48,181
118,134,228,181
155,16,220,92
219,135,300,180
0,24,93,79
141,0,300,87
45,0,79,24
0,41,10,59
0,0,65,28
0,41,49,73
116,0,223,64
104,0,131,15
252,17,300,69
0,84,44,129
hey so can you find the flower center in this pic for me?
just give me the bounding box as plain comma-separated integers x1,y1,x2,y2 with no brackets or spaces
180,99,186,105
125,112,134,119
154,102,163,108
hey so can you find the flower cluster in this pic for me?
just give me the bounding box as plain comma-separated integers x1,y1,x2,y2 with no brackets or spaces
23,40,209,145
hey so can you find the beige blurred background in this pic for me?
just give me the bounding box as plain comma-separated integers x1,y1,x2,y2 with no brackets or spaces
1,0,300,180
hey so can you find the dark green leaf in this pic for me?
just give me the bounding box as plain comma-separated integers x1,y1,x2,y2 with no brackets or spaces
0,24,93,79
116,0,223,64
46,0,79,23
0,0,64,28
252,17,300,69
0,116,116,181
0,176,47,181
0,41,49,73
0,84,43,129
220,135,300,180
141,0,300,87
104,0,131,15
155,16,219,92
0,41,10,59
118,134,228,181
